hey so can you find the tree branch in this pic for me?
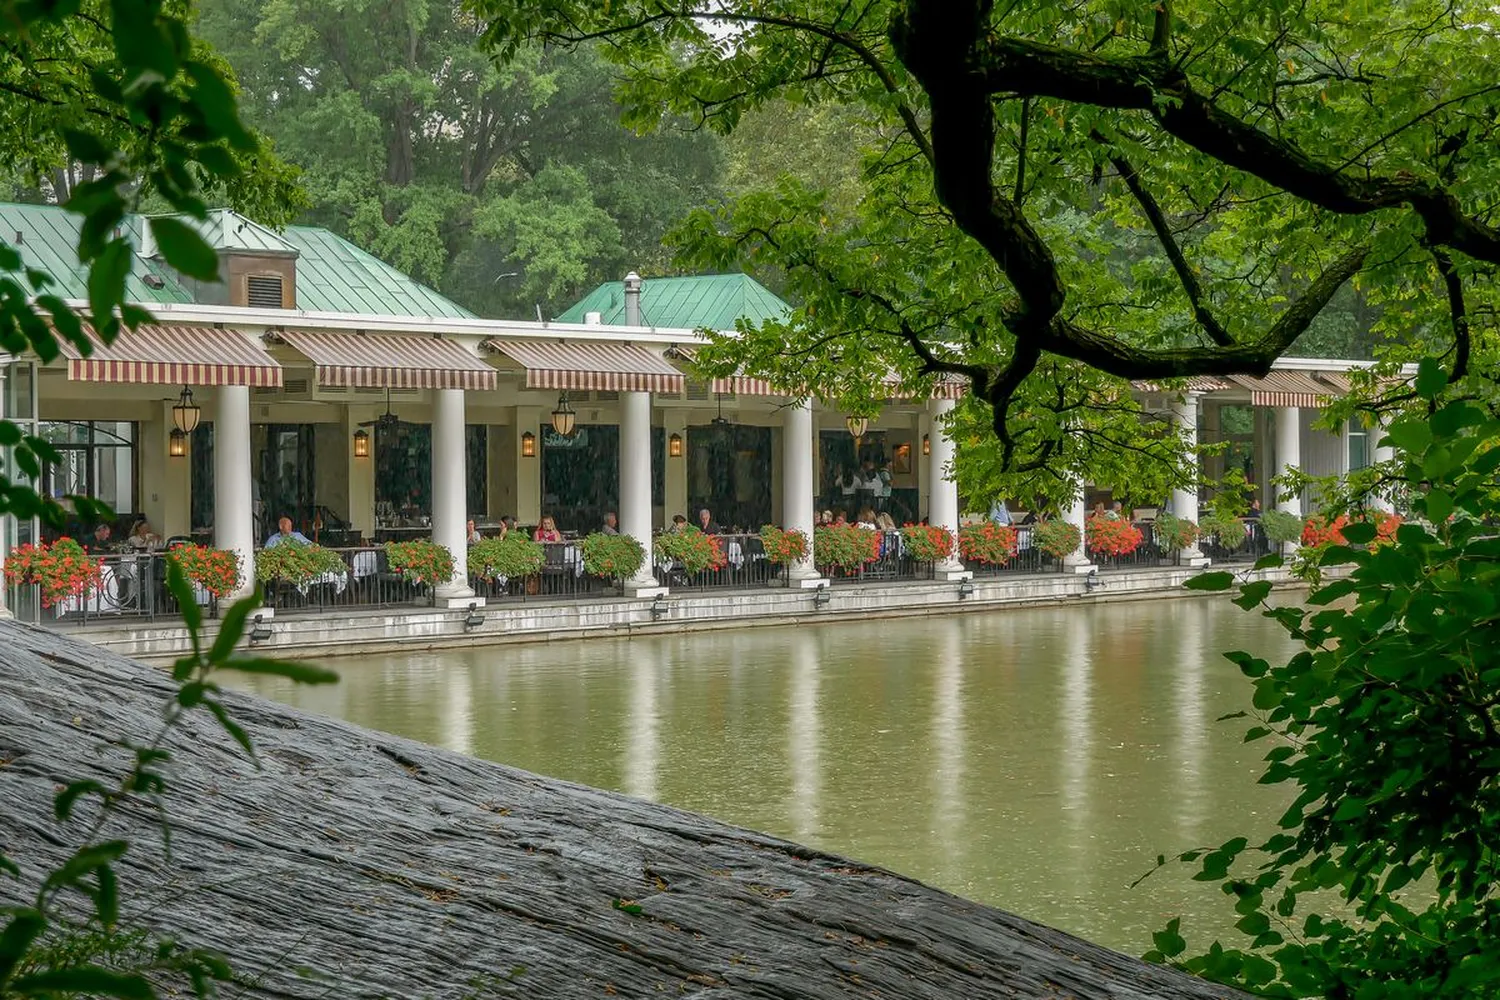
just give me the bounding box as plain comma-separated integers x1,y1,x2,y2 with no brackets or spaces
1149,0,1171,55
1102,140,1234,346
1431,248,1470,385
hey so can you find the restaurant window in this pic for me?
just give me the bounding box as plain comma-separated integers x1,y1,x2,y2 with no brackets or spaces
374,423,489,520
39,420,138,520
1348,428,1369,472
190,422,214,534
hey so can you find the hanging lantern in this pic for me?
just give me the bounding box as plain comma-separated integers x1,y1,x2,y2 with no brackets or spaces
353,428,370,458
171,385,201,434
922,433,931,456
668,432,683,458
846,414,869,438
521,430,537,458
551,394,576,437
168,428,188,458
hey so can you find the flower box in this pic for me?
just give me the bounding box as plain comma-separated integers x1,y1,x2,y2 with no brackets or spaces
959,522,1019,566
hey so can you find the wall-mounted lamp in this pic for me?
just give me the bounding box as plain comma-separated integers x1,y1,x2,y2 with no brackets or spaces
168,428,188,458
464,601,486,631
922,433,931,456
845,415,869,438
352,428,370,459
551,393,576,436
957,580,975,600
171,385,201,434
521,430,537,458
249,614,273,644
668,432,683,458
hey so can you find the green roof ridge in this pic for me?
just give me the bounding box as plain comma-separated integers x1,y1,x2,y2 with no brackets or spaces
556,273,791,331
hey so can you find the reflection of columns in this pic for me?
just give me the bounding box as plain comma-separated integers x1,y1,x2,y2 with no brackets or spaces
927,397,970,580
1274,407,1302,516
623,646,660,801
1170,393,1209,565
1058,612,1094,894
1062,486,1095,574
620,390,666,596
439,661,475,756
786,632,821,842
1172,600,1209,841
432,388,474,601
214,385,255,598
931,620,966,868
1371,415,1396,513
782,400,826,586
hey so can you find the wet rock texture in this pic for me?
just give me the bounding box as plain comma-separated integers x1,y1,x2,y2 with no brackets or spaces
0,621,1244,998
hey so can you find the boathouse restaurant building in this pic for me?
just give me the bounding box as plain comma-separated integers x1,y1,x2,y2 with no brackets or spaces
0,204,1384,617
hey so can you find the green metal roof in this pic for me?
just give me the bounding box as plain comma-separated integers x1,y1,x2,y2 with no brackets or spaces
0,202,194,305
0,202,474,319
556,273,791,331
280,226,475,318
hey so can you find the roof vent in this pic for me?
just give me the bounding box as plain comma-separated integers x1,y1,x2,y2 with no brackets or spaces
584,310,602,326
246,274,284,308
13,231,21,246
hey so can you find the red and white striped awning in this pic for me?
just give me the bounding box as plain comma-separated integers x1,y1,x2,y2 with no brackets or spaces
881,372,968,400
669,346,776,396
1226,371,1338,408
1130,376,1232,394
270,330,497,390
486,340,684,394
59,324,282,387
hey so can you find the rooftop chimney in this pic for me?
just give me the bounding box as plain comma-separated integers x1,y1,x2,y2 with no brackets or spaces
623,271,642,327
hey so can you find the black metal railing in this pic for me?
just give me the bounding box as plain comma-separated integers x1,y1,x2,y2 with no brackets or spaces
813,529,936,584
260,547,423,612
1200,520,1270,562
655,533,784,591
965,524,1050,576
18,552,211,624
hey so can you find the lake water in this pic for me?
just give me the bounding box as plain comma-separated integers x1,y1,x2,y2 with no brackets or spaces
227,594,1300,954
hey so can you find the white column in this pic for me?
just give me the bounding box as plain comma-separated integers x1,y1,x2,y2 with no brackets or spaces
1062,486,1096,574
620,390,666,596
214,385,255,599
1371,415,1396,513
1274,406,1302,516
782,399,825,587
927,397,970,580
1171,393,1209,565
431,387,475,603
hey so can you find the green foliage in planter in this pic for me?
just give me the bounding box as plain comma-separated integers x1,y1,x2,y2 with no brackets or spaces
467,535,545,581
1033,519,1081,560
1154,513,1199,552
580,532,645,579
653,528,725,575
384,540,456,588
1260,509,1306,545
1199,509,1248,551
254,541,347,588
813,524,881,570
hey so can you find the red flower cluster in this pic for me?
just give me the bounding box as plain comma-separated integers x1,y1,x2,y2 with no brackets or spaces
167,545,242,599
1086,516,1144,556
1301,514,1349,548
813,524,882,571
900,524,955,562
654,528,726,574
1372,511,1402,546
959,522,1020,565
5,538,103,608
759,526,809,565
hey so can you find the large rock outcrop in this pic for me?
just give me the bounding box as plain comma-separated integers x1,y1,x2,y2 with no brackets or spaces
0,621,1243,998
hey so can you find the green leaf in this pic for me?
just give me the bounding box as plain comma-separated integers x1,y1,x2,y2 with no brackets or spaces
1307,579,1356,606
223,657,338,686
1331,797,1367,821
611,898,644,915
10,966,154,999
41,840,128,896
1415,358,1447,399
1151,918,1186,958
54,779,108,821
202,698,255,759
61,129,111,164
0,909,46,983
1184,571,1234,591
1424,488,1453,524
165,559,202,654
1232,580,1272,610
86,239,131,334
1251,554,1283,571
149,218,220,282
208,593,262,664
1339,521,1376,545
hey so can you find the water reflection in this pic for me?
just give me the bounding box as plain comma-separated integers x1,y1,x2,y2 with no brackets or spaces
226,597,1299,953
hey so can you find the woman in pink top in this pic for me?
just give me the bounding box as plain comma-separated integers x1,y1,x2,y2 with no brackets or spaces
533,515,562,543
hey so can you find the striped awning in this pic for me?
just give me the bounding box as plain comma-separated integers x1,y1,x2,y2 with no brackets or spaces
487,340,684,394
59,324,282,387
1226,371,1339,408
669,346,776,396
270,330,497,390
882,371,968,400
1130,376,1232,394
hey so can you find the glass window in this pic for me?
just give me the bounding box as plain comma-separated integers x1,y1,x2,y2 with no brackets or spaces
373,423,489,519
38,420,137,518
1348,430,1369,472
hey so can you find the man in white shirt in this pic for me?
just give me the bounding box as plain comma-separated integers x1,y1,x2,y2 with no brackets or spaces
265,516,311,548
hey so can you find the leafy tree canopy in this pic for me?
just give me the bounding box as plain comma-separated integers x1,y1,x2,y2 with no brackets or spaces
195,0,725,317
477,0,1499,502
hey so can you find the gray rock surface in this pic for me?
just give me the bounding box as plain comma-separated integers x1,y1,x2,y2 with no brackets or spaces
0,621,1245,998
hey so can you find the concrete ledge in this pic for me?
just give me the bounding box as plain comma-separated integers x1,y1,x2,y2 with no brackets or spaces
59,564,1310,664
